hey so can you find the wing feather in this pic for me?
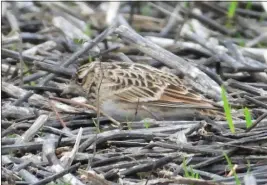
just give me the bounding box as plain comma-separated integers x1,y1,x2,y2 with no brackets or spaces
78,61,215,109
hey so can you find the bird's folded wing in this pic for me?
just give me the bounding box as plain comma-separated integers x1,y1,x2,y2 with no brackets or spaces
115,83,215,109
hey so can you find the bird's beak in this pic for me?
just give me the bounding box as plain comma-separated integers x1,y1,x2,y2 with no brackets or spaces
61,83,86,97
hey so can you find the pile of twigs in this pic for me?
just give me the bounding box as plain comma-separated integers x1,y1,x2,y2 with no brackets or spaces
2,2,267,185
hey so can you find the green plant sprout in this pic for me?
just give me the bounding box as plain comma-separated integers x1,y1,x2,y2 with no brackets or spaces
38,129,45,137
235,32,245,47
244,107,252,128
223,152,241,185
182,157,190,178
88,55,92,63
84,23,92,37
189,166,200,179
182,157,199,179
221,86,235,134
7,134,17,138
226,2,238,28
73,38,86,45
245,1,252,10
184,2,189,8
246,160,251,173
228,1,238,19
238,40,245,47
143,121,150,129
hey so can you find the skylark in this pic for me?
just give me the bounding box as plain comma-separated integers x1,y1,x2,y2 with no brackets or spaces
63,61,224,121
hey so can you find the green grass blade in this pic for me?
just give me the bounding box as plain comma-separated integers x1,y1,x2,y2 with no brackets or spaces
223,152,241,185
88,56,92,63
244,107,252,128
235,32,245,47
143,121,150,129
245,1,252,10
246,160,251,173
73,38,84,45
182,157,190,178
221,86,235,133
228,1,238,19
190,166,200,179
84,23,92,37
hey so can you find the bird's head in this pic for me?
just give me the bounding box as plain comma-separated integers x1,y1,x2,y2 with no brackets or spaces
61,80,86,97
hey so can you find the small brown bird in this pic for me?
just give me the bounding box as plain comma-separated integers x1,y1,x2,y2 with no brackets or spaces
63,61,224,121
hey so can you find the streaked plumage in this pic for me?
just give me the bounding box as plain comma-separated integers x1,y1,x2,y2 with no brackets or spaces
66,61,224,121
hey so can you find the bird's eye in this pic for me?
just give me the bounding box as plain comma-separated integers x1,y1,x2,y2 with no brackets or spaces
77,77,83,84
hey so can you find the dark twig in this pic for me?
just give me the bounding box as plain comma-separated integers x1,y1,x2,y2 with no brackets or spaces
30,163,81,185
79,135,97,152
192,148,237,169
244,95,267,109
227,79,264,96
119,155,176,177
22,85,62,94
